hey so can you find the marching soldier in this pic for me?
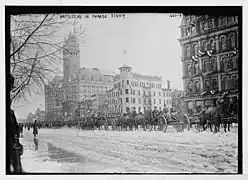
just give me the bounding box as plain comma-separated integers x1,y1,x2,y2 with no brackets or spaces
127,108,132,117
146,107,153,121
7,75,24,173
132,107,137,118
152,106,159,118
163,104,169,114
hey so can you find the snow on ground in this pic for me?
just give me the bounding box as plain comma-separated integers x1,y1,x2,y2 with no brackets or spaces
21,149,64,173
21,127,238,173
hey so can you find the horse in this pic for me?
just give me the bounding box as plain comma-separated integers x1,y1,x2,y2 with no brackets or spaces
197,108,208,132
134,114,148,131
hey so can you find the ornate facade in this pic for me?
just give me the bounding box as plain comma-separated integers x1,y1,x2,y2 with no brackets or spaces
178,15,239,113
45,32,115,121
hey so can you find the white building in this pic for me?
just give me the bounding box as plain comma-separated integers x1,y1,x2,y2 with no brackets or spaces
107,64,172,114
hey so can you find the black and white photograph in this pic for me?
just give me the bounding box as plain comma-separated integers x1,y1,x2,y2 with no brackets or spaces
5,6,242,174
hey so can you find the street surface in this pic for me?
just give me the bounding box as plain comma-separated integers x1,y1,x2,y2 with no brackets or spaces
20,126,238,173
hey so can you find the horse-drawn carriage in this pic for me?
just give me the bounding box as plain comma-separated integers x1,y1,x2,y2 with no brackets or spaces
187,112,238,133
158,112,189,133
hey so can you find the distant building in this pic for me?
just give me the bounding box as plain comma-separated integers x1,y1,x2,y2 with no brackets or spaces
45,32,115,121
171,89,184,109
106,64,172,114
178,15,239,113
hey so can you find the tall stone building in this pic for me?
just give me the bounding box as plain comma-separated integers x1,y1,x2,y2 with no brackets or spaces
107,64,172,114
178,15,239,113
45,32,115,121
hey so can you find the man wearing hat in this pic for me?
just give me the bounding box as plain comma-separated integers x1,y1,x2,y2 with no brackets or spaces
7,75,24,173
132,107,137,118
220,96,231,132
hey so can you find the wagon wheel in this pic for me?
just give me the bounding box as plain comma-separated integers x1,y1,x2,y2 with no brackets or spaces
195,122,201,132
174,123,184,132
179,114,190,131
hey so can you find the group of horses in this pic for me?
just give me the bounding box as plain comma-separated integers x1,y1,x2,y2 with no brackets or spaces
33,108,238,134
190,109,238,133
74,112,189,132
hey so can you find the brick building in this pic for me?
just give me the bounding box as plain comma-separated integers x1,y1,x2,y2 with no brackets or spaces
178,15,239,113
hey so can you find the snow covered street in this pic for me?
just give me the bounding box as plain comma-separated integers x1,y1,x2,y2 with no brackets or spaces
20,127,238,173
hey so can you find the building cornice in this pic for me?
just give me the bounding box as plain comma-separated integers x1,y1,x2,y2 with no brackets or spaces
178,24,238,45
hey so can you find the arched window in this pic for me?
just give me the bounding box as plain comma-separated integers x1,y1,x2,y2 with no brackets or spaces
224,58,229,71
186,46,191,58
228,16,235,23
227,58,233,70
222,77,228,90
204,80,210,91
194,63,199,74
188,81,192,92
195,81,200,92
193,44,198,56
210,39,215,50
203,60,208,72
221,36,227,50
202,41,207,51
220,16,227,25
211,59,217,71
231,55,237,69
187,64,192,76
230,34,236,48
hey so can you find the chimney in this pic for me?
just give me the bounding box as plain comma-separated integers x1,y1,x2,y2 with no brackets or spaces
167,80,171,89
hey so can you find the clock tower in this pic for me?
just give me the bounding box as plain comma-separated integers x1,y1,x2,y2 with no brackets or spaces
63,32,80,87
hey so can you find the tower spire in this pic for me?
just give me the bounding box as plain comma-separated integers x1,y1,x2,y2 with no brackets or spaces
123,49,128,65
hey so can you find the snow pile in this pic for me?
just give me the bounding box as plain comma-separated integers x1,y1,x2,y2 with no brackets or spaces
21,149,64,173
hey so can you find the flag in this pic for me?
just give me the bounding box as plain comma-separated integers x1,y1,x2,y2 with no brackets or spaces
192,56,199,62
198,49,205,57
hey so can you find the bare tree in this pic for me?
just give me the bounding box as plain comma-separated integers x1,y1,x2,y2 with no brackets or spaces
10,14,87,102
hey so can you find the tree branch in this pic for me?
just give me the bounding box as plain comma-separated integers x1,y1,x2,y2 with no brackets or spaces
10,14,49,58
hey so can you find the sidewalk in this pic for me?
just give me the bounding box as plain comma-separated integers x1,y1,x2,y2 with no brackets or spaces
19,130,65,173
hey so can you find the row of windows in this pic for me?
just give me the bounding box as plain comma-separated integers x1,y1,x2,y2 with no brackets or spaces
109,105,176,113
182,16,237,38
185,33,237,59
108,97,172,105
185,55,237,77
82,88,106,93
81,84,109,89
114,80,162,89
108,89,171,98
186,75,238,93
